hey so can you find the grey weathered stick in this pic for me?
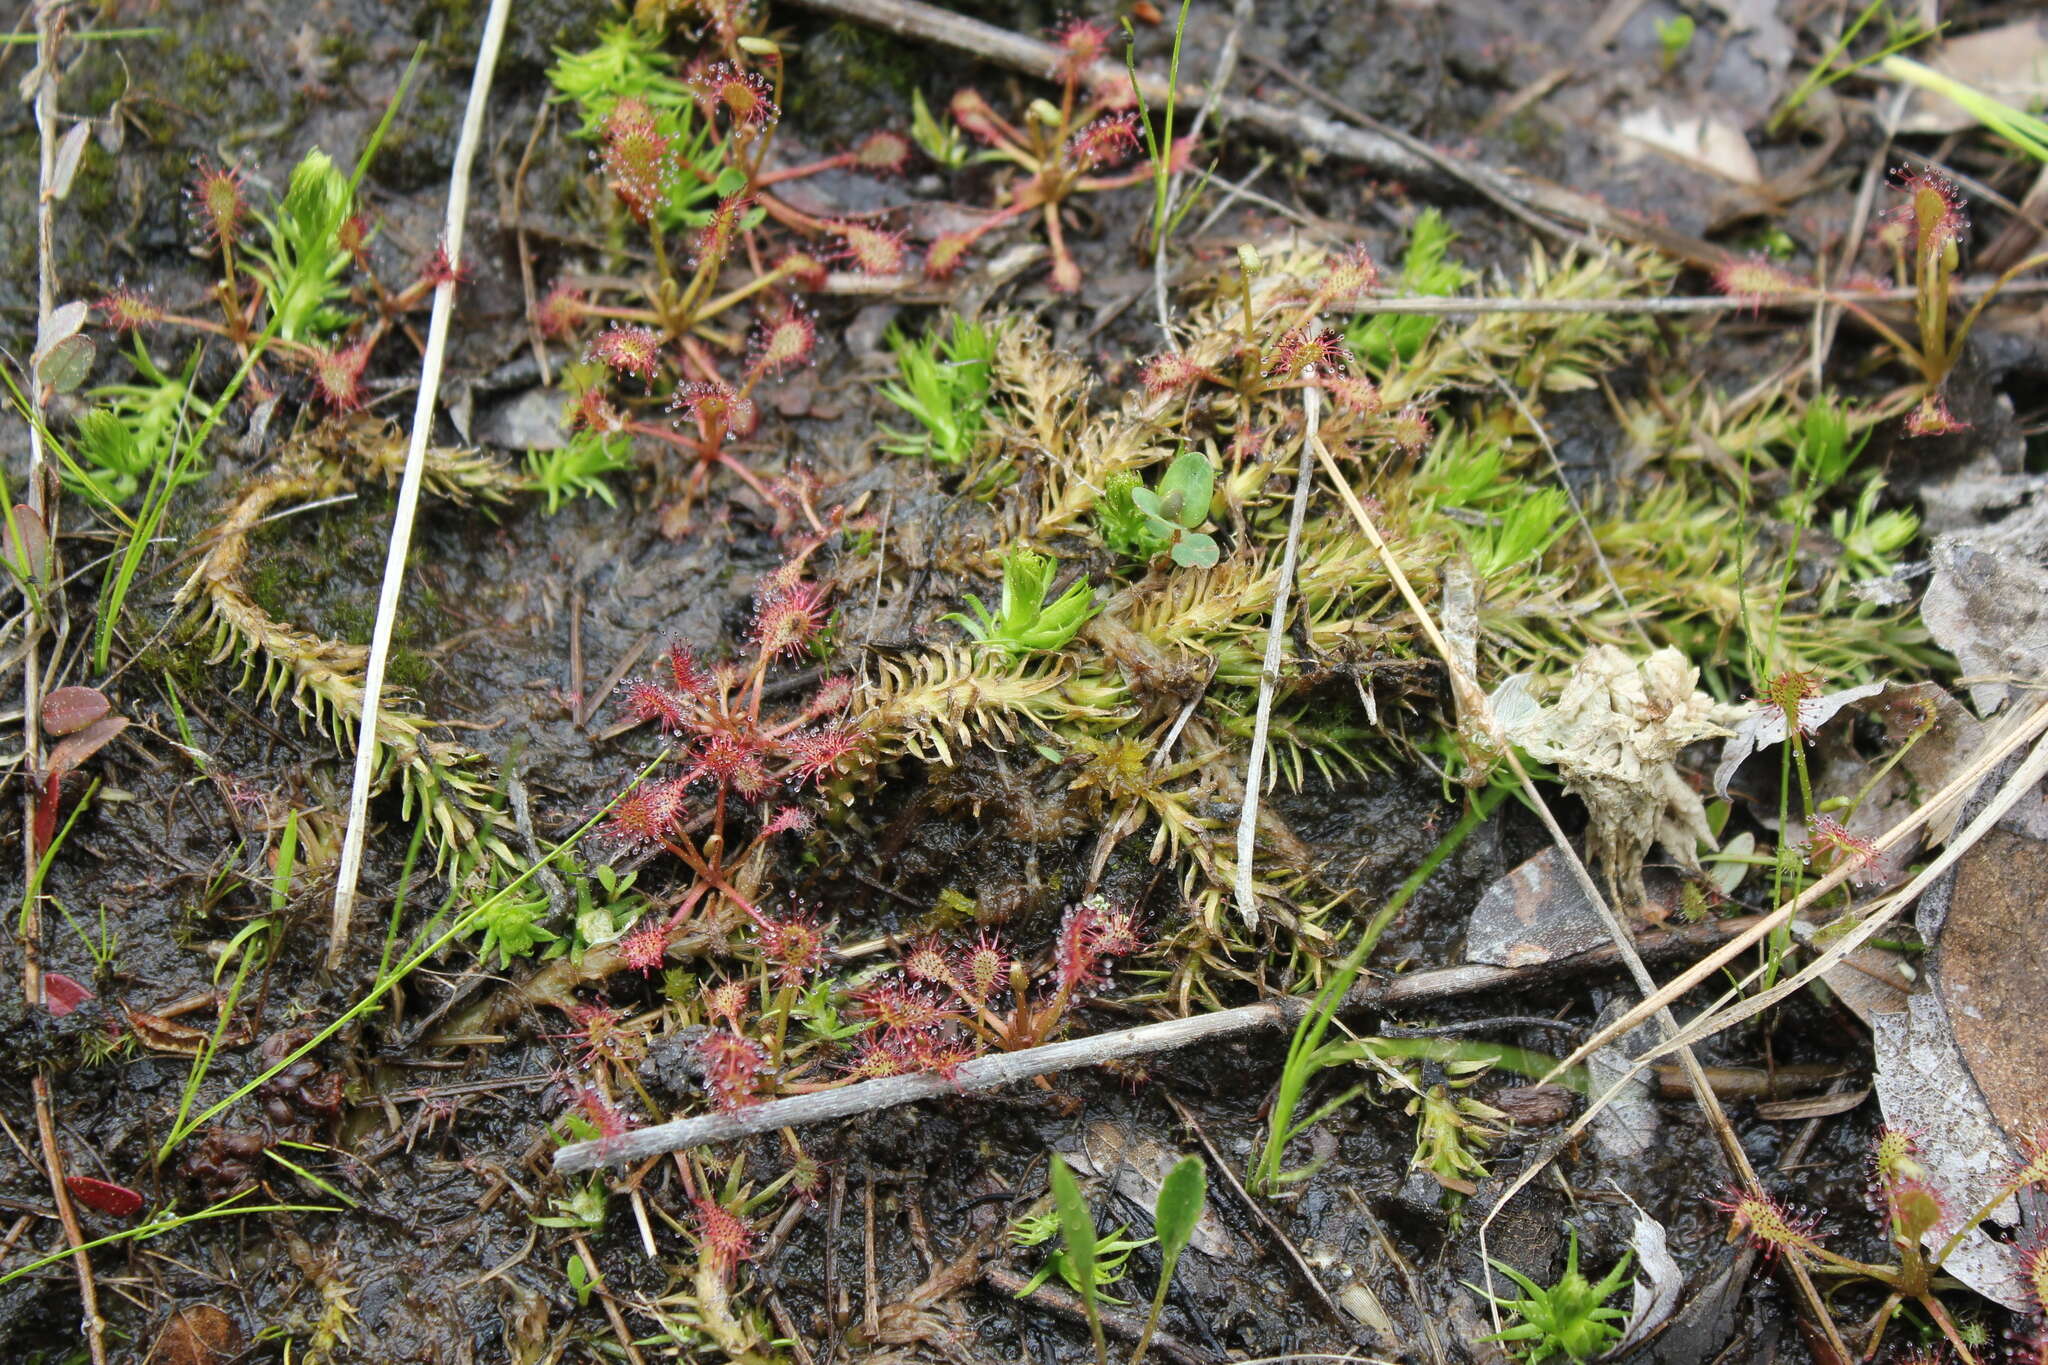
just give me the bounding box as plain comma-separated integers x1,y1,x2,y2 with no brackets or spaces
551,915,1756,1173
1235,374,1319,927
558,1005,1279,1174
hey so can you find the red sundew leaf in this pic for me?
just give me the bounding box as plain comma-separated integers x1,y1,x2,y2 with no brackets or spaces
41,972,94,1017
65,1175,143,1219
33,772,59,858
41,685,111,737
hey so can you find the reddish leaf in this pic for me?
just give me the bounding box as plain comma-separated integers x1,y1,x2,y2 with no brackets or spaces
64,1175,143,1219
41,686,111,737
122,1006,210,1056
41,972,94,1017
152,1305,243,1365
45,714,128,781
33,772,59,858
3,503,49,584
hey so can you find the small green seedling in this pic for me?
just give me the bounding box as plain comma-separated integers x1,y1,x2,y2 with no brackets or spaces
910,88,971,170
1100,449,1219,568
1466,488,1570,579
1130,1155,1207,1365
1654,14,1695,72
469,884,558,967
525,429,635,514
1791,392,1868,494
246,148,358,342
880,316,999,464
64,341,207,505
547,20,690,137
1050,1153,1110,1365
1348,208,1471,369
565,1251,595,1307
1011,1206,1148,1303
1474,1226,1633,1364
945,546,1096,655
534,1177,609,1232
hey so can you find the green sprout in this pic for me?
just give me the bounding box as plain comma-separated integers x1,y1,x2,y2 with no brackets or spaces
524,429,636,514
1830,478,1918,580
1099,448,1219,568
564,857,650,950
1769,1,1936,137
879,316,999,464
1465,487,1570,580
469,887,558,968
1790,392,1867,494
1131,1155,1206,1365
1475,1227,1634,1364
909,88,970,171
944,546,1096,655
1348,208,1471,369
246,148,359,342
533,1176,609,1231
1010,1202,1149,1306
1403,1063,1508,1194
547,20,690,137
66,344,206,505
1654,14,1695,72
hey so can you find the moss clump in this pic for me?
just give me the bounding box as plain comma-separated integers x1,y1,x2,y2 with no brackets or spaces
780,23,916,137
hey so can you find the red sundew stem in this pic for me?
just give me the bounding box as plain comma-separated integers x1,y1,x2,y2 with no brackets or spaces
1042,201,1076,287
1075,165,1152,193
756,194,829,235
659,833,769,929
964,100,1031,158
955,201,1032,252
677,334,727,386
752,152,861,187
664,881,712,934
717,451,780,511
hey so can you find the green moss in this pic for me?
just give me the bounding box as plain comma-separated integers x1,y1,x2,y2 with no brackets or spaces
781,23,916,135
386,647,434,693
66,140,118,220
131,617,216,699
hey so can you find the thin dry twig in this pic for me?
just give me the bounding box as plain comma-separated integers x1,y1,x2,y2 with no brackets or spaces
19,6,104,1359
328,0,514,971
1153,0,1252,343
550,915,1757,1173
1546,693,2048,1082
1235,374,1320,927
984,1263,1217,1365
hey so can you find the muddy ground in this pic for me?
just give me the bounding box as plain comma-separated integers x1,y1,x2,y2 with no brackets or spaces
4,1,2044,1362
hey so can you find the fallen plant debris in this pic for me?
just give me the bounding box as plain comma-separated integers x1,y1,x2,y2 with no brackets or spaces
8,1,2048,1362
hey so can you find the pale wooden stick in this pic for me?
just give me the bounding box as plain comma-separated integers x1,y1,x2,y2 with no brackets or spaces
327,0,513,971
1235,375,1319,926
551,915,1757,1173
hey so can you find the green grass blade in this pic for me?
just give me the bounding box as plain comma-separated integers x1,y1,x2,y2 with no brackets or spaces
1881,55,2048,162
1050,1153,1109,1365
